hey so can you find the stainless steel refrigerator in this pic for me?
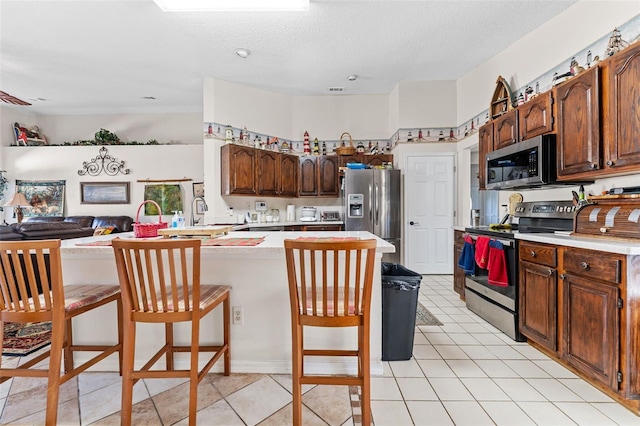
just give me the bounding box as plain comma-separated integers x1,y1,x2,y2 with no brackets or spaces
344,169,402,263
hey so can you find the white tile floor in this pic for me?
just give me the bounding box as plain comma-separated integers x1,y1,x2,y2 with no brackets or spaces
1,274,640,425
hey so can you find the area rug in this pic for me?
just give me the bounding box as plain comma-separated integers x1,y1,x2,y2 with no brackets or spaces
3,322,52,356
415,302,443,326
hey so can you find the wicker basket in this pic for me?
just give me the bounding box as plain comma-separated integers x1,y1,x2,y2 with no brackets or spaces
133,200,168,238
336,132,356,155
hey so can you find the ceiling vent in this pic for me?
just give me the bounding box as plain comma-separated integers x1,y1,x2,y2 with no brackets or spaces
328,87,344,92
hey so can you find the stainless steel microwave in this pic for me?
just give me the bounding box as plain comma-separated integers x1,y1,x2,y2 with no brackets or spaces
485,134,591,190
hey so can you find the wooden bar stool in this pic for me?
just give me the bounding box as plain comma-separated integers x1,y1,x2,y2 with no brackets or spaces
111,237,230,426
284,239,377,426
0,239,122,425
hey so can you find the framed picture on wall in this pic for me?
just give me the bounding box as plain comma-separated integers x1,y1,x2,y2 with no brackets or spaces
195,199,207,215
193,182,204,197
80,182,130,204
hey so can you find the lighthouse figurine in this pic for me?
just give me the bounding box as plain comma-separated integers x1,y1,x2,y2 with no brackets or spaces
303,131,311,154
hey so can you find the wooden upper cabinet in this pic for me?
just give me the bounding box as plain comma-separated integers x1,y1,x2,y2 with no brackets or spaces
554,66,601,179
299,156,319,196
256,150,279,196
603,41,640,171
339,154,393,168
318,155,340,196
478,122,493,190
493,108,518,149
518,91,554,140
221,144,257,195
299,155,340,197
279,153,299,197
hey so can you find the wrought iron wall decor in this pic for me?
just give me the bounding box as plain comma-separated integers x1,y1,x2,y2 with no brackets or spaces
78,146,130,176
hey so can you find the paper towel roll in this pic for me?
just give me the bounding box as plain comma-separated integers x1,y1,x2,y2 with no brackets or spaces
286,204,295,222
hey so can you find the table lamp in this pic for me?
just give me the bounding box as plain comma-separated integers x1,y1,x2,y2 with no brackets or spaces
4,191,30,223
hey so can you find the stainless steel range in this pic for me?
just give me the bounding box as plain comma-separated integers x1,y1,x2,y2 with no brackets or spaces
463,200,575,341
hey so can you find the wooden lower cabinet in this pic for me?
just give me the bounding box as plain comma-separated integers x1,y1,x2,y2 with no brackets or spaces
562,273,619,390
518,242,640,412
453,230,465,299
519,260,557,352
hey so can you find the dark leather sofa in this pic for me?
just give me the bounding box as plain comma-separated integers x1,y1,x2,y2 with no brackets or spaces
0,215,134,241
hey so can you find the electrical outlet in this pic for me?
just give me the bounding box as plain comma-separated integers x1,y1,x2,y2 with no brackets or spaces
255,201,267,211
232,306,243,325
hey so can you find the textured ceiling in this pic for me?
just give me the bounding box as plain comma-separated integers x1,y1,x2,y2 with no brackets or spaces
0,0,577,115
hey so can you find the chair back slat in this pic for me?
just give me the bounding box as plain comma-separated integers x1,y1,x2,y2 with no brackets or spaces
112,238,200,315
284,239,377,321
0,240,62,316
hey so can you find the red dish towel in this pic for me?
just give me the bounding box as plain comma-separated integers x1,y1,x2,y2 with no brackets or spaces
487,240,509,287
475,236,491,269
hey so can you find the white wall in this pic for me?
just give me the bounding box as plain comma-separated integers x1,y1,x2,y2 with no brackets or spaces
397,81,457,128
1,145,203,224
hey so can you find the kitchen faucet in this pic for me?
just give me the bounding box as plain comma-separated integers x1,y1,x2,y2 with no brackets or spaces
190,195,208,226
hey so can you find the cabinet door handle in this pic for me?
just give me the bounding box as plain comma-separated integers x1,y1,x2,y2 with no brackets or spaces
606,160,614,167
547,269,553,276
530,250,536,257
590,163,598,169
580,261,590,269
560,274,566,280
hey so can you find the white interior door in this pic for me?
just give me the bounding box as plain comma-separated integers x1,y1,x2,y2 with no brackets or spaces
404,154,455,274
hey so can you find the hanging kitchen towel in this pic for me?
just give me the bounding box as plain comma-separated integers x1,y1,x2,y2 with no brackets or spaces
487,239,509,287
457,235,476,274
474,236,491,269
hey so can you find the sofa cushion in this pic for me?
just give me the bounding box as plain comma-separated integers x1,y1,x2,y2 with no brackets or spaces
16,222,94,240
64,216,95,228
24,216,65,223
93,226,115,236
0,225,23,241
92,216,133,233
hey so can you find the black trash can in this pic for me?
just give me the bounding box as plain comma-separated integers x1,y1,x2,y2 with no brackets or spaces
381,262,422,361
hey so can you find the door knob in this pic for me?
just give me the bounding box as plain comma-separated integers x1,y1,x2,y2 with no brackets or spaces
409,221,419,226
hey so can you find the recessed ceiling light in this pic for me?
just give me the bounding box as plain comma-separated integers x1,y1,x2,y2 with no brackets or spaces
347,75,358,81
235,48,252,59
153,0,309,12
142,96,156,100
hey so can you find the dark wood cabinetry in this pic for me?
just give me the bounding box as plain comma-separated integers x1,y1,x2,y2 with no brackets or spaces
339,154,393,168
493,109,518,149
221,144,258,196
299,155,340,197
279,153,299,197
256,150,279,196
518,91,553,140
453,230,466,299
519,242,558,352
603,41,640,172
554,66,601,179
561,248,622,390
221,145,299,197
478,123,493,190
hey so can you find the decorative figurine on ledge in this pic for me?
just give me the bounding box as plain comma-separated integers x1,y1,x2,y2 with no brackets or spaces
605,27,629,57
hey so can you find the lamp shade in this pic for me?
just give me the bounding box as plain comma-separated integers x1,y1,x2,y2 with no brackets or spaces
4,191,30,207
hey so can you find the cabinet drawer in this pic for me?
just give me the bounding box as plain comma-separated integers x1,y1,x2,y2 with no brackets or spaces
563,250,622,284
519,242,557,267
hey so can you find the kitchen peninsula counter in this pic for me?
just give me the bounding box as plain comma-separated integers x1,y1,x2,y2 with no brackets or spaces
60,231,393,375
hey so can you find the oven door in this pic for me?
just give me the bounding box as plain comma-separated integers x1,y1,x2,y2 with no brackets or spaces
464,233,518,312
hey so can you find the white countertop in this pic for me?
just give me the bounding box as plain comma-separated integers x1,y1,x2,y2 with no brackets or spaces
61,230,394,256
232,221,343,230
515,232,640,255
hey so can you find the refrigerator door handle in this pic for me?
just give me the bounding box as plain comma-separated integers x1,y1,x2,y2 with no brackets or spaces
374,182,380,226
368,183,373,222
